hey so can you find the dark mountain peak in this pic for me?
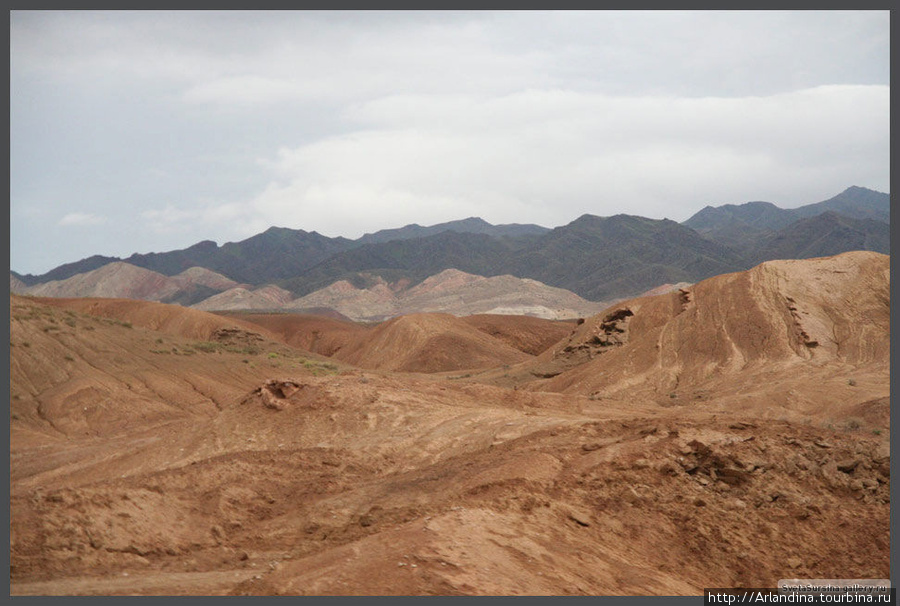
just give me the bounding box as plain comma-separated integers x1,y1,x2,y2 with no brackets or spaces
451,216,493,228
793,186,889,223
185,239,219,252
355,216,544,246
844,185,881,195
752,209,889,265
683,200,788,231
738,200,780,211
259,226,307,237
569,213,668,228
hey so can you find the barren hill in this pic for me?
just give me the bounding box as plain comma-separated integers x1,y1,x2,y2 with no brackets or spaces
214,312,369,358
18,263,240,306
10,273,27,293
523,251,889,420
10,250,890,596
192,285,295,311
401,269,607,319
286,279,400,321
275,269,605,322
461,314,577,356
22,262,184,301
31,295,285,344
334,313,532,373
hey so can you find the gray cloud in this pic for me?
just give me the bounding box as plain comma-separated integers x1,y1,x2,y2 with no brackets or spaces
10,10,890,275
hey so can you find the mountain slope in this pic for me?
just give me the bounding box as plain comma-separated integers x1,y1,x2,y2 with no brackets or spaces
192,285,295,312
22,262,184,301
750,212,889,265
793,185,890,223
13,254,121,287
682,186,890,257
18,263,239,306
14,187,891,308
124,227,359,284
15,228,359,286
400,269,608,319
281,231,519,297
282,214,748,302
527,250,889,406
684,200,798,232
335,313,531,373
357,217,548,245
505,214,747,301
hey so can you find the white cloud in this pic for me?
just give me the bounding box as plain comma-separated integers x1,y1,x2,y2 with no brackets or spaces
237,84,888,234
183,76,313,107
58,212,107,226
10,11,891,275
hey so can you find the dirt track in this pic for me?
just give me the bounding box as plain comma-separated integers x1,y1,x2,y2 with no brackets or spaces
9,252,891,595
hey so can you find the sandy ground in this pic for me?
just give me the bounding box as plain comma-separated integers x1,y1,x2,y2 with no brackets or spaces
9,252,890,596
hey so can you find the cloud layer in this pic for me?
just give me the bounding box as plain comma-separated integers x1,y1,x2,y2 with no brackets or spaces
10,11,890,274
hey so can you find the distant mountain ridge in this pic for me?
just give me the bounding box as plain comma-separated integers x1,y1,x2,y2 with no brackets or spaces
11,186,889,310
14,263,241,306
357,217,549,245
749,211,890,265
683,186,889,257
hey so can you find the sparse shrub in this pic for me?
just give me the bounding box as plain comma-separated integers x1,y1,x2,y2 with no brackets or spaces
192,342,220,353
872,429,882,435
225,345,260,355
21,342,30,348
669,392,677,399
64,317,76,328
848,378,857,387
156,338,164,344
845,418,862,431
64,354,74,362
267,352,279,359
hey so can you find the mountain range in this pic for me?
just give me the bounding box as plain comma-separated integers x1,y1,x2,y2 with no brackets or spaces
10,186,889,315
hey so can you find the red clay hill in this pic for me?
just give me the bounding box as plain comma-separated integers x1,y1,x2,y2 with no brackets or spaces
10,251,890,596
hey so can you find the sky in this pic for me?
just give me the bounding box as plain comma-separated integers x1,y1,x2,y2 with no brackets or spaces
10,10,890,276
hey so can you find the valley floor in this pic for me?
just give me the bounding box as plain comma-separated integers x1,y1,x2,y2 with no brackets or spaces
9,272,890,595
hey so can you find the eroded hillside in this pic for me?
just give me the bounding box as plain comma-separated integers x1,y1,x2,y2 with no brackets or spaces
9,251,890,596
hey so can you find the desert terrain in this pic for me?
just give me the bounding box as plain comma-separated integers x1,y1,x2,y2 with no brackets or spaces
9,251,890,596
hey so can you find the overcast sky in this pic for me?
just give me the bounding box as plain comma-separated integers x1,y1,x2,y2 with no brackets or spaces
10,10,890,276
